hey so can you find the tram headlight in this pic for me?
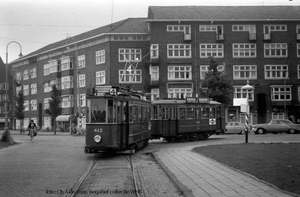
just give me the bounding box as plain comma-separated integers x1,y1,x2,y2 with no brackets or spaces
94,135,101,143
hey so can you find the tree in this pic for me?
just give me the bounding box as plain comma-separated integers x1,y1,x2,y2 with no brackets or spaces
14,91,25,134
200,57,233,106
44,84,62,135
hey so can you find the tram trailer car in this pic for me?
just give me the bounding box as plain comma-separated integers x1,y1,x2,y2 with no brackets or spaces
151,98,225,142
84,85,151,154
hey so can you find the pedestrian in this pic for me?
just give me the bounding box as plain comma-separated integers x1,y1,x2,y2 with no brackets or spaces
27,120,38,142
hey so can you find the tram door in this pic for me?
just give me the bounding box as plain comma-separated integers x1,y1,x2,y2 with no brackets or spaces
117,100,129,150
161,107,177,136
216,106,224,132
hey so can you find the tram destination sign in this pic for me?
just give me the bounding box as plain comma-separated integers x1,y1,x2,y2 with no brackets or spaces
186,97,210,104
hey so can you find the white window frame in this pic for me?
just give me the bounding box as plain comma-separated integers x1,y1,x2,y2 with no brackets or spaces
24,100,29,111
44,98,50,110
271,85,292,101
96,50,105,65
233,65,257,80
30,68,37,78
151,89,159,101
96,71,105,85
150,66,159,81
23,70,29,80
167,25,191,34
44,64,50,76
297,43,300,58
31,83,37,95
264,25,287,33
167,88,192,99
23,85,29,96
168,66,192,80
233,44,256,58
272,113,285,120
150,44,159,59
232,25,256,33
199,65,225,80
79,74,86,88
31,99,37,111
61,95,73,108
61,56,73,71
78,55,85,69
61,76,73,90
234,86,254,101
167,44,191,58
264,43,288,58
119,69,142,84
119,48,142,62
200,44,224,58
265,65,288,79
79,94,86,107
48,60,58,74
199,25,222,32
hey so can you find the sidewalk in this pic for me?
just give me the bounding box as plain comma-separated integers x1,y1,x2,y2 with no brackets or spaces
154,145,297,197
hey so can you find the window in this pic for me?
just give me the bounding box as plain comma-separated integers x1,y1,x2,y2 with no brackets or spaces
119,69,142,83
168,66,192,80
24,100,29,111
119,48,141,62
24,85,29,96
15,72,22,81
298,87,300,101
168,88,192,99
96,71,105,85
78,55,85,68
271,86,292,101
31,99,37,111
233,65,257,80
200,65,225,80
79,94,86,107
61,95,73,108
233,44,256,58
61,57,73,71
264,43,287,58
31,83,37,95
234,86,254,101
44,64,50,76
150,44,159,59
232,25,256,32
44,98,50,110
151,89,159,101
200,44,224,58
30,68,37,78
199,25,220,32
48,60,59,74
264,25,287,34
297,43,300,57
23,70,29,80
265,65,288,79
272,113,285,120
167,25,191,34
96,50,105,65
16,86,22,94
298,65,300,79
79,74,85,87
61,76,73,90
167,44,191,58
150,66,159,81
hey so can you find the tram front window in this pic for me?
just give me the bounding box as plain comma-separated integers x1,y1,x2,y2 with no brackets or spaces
90,99,107,123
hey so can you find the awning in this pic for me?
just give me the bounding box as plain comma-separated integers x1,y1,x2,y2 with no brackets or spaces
56,115,75,122
0,118,10,123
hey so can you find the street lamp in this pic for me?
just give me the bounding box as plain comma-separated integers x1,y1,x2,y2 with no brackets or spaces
4,41,23,136
66,35,82,134
241,80,254,143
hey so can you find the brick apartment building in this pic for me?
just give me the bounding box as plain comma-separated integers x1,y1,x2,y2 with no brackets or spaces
2,6,300,130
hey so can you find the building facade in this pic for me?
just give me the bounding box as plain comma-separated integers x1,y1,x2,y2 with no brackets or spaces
4,6,300,130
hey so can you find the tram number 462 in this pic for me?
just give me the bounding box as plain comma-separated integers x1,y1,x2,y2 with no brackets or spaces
94,128,103,133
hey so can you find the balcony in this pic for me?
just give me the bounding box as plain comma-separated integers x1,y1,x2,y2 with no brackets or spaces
184,34,191,42
249,33,256,41
216,34,224,41
264,34,271,40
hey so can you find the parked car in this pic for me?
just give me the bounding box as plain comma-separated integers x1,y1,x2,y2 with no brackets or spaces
225,122,251,134
252,119,300,134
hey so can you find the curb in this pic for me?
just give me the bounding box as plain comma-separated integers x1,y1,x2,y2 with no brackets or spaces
152,151,194,197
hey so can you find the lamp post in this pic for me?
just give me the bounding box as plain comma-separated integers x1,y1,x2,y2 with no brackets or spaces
66,35,81,134
241,80,254,143
4,41,22,136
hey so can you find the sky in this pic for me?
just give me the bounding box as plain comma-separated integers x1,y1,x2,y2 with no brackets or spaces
0,0,298,63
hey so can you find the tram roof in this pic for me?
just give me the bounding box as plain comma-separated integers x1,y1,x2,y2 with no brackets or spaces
152,99,222,105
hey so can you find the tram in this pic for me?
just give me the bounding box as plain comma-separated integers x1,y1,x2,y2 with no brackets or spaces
151,97,225,142
84,85,151,154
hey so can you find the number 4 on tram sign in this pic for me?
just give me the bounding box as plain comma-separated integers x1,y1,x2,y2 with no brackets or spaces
109,88,117,95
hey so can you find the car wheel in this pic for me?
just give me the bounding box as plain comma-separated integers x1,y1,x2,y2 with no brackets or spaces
289,129,296,134
257,128,265,134
240,130,245,135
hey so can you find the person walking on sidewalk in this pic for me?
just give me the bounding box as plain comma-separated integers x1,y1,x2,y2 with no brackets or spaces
27,120,37,142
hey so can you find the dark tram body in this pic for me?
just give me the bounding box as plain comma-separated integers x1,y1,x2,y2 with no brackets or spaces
150,98,225,142
84,85,151,154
